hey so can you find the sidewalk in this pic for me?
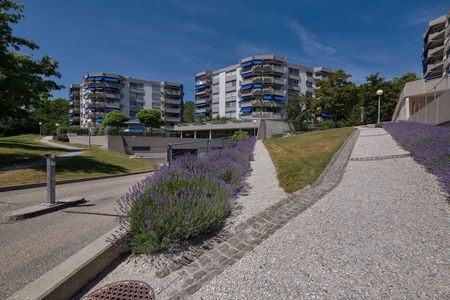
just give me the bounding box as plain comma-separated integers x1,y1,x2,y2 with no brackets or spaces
196,127,450,299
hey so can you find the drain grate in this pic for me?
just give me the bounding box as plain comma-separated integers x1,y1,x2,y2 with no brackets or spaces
82,280,155,300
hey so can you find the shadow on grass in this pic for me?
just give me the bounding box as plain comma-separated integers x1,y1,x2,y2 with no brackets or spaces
0,140,68,153
0,153,48,169
29,155,129,175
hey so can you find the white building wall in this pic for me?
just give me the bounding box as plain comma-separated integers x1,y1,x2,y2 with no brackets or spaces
219,72,226,117
299,71,307,96
143,85,153,109
120,80,130,116
235,67,242,119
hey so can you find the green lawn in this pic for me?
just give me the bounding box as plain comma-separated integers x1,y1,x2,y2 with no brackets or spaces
0,134,70,168
0,135,156,186
264,128,355,194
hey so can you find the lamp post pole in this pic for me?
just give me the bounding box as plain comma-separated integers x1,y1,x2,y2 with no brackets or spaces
253,119,257,136
376,89,383,125
39,122,42,136
55,123,60,141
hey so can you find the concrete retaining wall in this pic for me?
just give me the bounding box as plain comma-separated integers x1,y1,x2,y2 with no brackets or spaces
67,135,108,149
258,119,294,139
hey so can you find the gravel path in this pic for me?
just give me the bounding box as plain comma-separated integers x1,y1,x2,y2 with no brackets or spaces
230,140,288,225
196,127,450,299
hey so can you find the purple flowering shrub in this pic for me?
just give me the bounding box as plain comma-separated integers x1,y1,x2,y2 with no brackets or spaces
384,122,449,195
117,137,256,254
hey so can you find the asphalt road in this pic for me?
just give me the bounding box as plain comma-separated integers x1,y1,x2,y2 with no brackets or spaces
0,172,149,299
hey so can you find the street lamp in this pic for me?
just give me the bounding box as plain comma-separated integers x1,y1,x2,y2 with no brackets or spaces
87,119,92,148
55,123,60,141
39,122,43,136
253,119,257,136
376,89,383,124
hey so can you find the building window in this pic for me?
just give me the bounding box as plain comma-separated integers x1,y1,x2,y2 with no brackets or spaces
152,93,161,100
130,83,144,89
152,85,161,91
306,72,313,77
306,82,313,88
226,70,236,77
225,81,236,88
132,146,151,152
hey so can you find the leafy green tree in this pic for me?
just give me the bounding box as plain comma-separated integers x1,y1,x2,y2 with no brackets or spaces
136,109,164,135
182,101,195,123
286,95,311,128
0,0,63,122
31,97,69,134
312,70,359,124
358,72,418,124
102,111,130,132
231,130,249,142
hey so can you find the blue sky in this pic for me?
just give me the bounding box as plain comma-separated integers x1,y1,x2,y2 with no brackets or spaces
14,0,449,100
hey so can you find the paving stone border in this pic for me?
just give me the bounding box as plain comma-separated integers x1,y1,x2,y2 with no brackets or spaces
350,153,411,161
150,129,361,299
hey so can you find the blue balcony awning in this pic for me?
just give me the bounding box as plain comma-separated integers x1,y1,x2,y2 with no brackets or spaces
263,95,272,100
196,112,206,116
196,103,207,107
274,96,284,101
241,61,253,67
104,77,119,83
96,117,103,123
241,84,253,90
86,76,95,81
253,59,263,65
94,76,104,81
195,84,207,90
253,83,262,88
321,112,333,118
105,108,120,112
240,107,253,113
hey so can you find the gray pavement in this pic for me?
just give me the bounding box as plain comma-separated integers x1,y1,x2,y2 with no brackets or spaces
0,172,149,299
196,127,450,299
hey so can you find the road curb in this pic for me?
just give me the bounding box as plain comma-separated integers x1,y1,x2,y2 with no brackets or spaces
0,197,86,224
0,170,154,193
7,226,124,300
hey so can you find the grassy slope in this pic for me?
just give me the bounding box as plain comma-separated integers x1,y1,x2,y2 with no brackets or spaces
0,135,69,168
264,128,355,194
0,137,155,186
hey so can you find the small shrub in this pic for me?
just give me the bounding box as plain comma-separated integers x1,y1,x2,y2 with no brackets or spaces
318,120,336,129
336,120,346,128
117,137,256,254
231,130,249,142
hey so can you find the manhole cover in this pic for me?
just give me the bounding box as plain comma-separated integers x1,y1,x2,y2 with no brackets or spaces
82,280,155,300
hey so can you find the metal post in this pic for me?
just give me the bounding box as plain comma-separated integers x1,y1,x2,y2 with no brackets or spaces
88,128,91,149
206,139,210,155
377,96,381,124
167,145,173,166
221,138,224,149
46,152,56,206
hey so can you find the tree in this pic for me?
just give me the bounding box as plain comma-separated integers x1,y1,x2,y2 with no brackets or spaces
358,72,418,124
286,95,311,127
313,70,359,124
0,0,63,122
183,101,195,123
136,109,164,135
102,111,130,132
31,97,69,135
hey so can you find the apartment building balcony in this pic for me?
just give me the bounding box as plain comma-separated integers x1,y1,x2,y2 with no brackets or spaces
195,98,210,105
165,116,181,123
427,45,444,57
195,107,209,114
288,85,300,91
163,107,181,114
84,91,121,100
288,73,300,81
195,89,210,96
130,87,145,94
240,100,284,108
240,112,284,120
163,98,181,105
163,89,181,96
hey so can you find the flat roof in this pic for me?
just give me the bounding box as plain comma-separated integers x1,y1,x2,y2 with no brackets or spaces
174,120,260,132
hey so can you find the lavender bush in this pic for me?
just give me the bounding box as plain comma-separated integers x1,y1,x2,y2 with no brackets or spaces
117,137,256,254
384,122,449,195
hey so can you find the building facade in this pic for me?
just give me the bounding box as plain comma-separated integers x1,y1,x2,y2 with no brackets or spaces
422,11,450,79
72,73,183,128
194,55,330,120
68,84,81,126
392,9,450,125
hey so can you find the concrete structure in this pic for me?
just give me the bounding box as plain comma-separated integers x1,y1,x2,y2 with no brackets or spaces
195,55,330,120
68,84,81,126
392,10,450,125
72,73,183,128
